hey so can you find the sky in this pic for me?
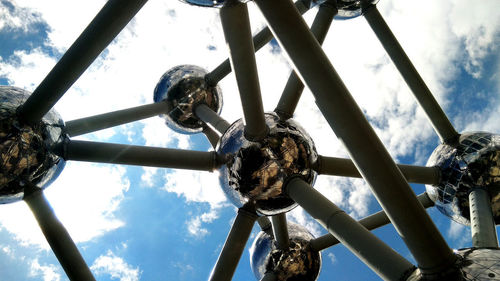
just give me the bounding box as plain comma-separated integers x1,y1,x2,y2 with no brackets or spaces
0,0,499,280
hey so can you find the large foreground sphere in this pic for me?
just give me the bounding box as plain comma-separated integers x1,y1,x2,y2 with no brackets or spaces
217,113,317,216
0,86,66,203
153,65,222,134
406,248,500,280
426,132,500,225
249,222,322,281
332,0,380,19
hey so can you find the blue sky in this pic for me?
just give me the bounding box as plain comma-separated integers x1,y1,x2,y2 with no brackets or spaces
0,0,500,280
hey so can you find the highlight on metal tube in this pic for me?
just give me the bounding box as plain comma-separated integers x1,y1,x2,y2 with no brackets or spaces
209,207,257,281
253,0,457,275
17,0,149,124
58,140,224,171
275,0,337,120
362,4,459,144
205,0,311,87
220,0,268,141
23,183,96,281
65,101,169,137
310,192,435,252
285,177,415,280
271,213,290,250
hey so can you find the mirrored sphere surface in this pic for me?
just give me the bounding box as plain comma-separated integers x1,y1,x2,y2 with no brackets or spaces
153,65,222,134
332,0,380,20
426,132,500,225
249,222,321,281
0,86,66,204
406,248,500,280
177,0,249,8
217,113,318,216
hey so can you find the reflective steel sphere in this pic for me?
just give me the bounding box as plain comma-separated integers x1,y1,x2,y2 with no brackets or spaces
249,222,322,281
177,0,249,8
406,248,500,280
0,86,66,204
332,0,380,20
426,132,500,225
153,65,222,134
217,113,317,215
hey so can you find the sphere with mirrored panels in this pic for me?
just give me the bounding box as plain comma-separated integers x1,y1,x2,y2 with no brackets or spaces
0,86,66,204
249,222,322,281
217,113,317,216
153,65,222,134
328,0,380,20
425,132,500,225
406,248,500,280
178,0,247,8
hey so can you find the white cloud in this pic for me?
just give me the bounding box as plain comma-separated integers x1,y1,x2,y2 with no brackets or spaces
0,1,42,32
29,259,61,281
91,250,140,281
327,252,336,265
187,208,220,237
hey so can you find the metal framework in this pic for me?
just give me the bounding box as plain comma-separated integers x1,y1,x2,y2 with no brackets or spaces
1,0,498,280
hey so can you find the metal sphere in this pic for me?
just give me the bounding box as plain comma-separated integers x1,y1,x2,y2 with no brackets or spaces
177,0,249,8
331,0,380,20
0,86,66,204
426,132,500,225
249,222,322,281
153,65,222,134
217,113,318,216
406,248,500,280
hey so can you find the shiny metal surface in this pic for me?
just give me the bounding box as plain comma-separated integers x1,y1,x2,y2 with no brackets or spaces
249,222,321,281
406,248,500,280
217,112,317,215
426,132,500,225
153,65,222,134
0,86,66,203
178,0,250,8
326,0,380,19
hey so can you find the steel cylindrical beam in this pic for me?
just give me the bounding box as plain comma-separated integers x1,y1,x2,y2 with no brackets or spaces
24,186,96,281
363,5,459,144
59,140,222,171
202,126,220,149
275,1,336,119
220,0,268,140
271,213,290,250
17,0,148,124
209,208,257,281
310,192,435,251
469,188,499,248
194,104,231,135
286,178,415,280
205,0,310,86
65,101,168,137
257,216,274,237
254,0,456,275
260,272,278,281
316,155,441,185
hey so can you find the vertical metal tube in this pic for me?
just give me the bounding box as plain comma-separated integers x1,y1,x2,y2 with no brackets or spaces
220,0,268,140
271,213,290,250
469,188,499,248
202,126,220,149
194,103,231,135
254,0,457,275
24,185,96,281
205,0,310,86
310,192,435,251
64,101,168,137
285,177,415,280
17,0,148,124
275,2,337,119
257,216,274,237
209,208,257,281
363,5,459,144
260,272,278,281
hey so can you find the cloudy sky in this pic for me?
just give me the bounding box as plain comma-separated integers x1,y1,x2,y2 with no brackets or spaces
0,0,499,280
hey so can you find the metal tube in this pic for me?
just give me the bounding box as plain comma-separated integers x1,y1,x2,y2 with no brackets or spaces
17,0,148,124
469,188,499,248
275,2,336,120
65,101,168,137
363,5,459,144
254,0,456,275
59,140,223,171
209,208,257,281
205,0,310,86
285,177,415,280
202,126,220,149
316,155,441,185
23,184,96,281
271,213,290,250
310,192,435,251
194,103,231,135
257,216,274,237
220,0,268,141
260,272,278,281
